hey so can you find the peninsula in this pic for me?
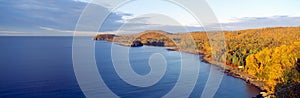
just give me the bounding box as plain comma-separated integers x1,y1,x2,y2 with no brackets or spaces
94,27,300,97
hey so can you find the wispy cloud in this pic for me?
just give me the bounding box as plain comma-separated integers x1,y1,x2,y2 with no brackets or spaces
0,0,128,36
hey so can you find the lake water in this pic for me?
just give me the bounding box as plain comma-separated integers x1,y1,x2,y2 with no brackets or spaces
0,36,259,98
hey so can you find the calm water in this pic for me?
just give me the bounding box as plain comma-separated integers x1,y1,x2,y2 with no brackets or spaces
0,36,259,98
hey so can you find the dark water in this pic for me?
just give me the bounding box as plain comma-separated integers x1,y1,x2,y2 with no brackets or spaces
0,36,259,98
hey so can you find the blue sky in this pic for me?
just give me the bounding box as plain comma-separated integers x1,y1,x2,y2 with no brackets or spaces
0,0,300,36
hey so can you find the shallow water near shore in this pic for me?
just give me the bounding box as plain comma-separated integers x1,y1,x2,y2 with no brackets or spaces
0,36,260,97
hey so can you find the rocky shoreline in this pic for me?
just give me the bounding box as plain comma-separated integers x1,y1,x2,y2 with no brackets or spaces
100,40,269,97
117,42,267,91
166,47,269,97
117,42,267,90
200,57,264,88
176,50,272,98
165,47,264,89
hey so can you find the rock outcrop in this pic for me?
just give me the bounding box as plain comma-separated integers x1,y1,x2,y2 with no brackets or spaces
131,40,143,47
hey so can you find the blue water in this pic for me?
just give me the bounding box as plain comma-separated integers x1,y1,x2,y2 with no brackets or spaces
0,36,259,98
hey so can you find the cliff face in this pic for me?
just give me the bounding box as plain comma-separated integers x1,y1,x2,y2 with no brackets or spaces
131,40,143,47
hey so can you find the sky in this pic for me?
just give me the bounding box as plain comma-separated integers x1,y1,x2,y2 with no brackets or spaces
0,0,300,36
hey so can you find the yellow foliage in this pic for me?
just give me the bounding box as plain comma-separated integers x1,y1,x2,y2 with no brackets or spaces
245,44,300,92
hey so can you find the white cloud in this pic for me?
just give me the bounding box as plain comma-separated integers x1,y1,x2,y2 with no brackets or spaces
222,16,300,30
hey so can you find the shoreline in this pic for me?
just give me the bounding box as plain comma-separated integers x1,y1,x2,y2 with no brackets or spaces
201,57,265,91
113,41,265,92
171,47,266,92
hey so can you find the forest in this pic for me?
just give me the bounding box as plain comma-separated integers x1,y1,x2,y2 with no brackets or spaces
192,27,300,97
